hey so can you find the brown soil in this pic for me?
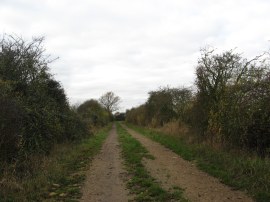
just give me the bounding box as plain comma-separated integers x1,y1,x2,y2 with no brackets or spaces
123,124,254,202
80,124,131,202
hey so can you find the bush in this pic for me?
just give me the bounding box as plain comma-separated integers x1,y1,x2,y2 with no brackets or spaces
0,35,89,164
126,47,270,157
77,99,110,129
194,48,270,155
126,87,193,127
0,97,23,162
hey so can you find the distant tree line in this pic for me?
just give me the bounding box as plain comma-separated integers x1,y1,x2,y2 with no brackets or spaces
126,48,270,157
76,91,121,128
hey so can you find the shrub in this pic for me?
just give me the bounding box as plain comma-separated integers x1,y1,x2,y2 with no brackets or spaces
0,35,89,163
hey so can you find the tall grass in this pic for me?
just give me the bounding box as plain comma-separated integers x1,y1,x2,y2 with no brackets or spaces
126,123,270,202
156,120,190,137
0,125,111,202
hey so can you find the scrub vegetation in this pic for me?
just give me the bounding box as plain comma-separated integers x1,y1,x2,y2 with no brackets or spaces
0,35,112,201
1,33,270,202
126,48,270,157
0,125,110,202
125,48,270,202
0,35,90,164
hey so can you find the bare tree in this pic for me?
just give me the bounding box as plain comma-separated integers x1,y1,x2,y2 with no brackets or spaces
99,91,121,114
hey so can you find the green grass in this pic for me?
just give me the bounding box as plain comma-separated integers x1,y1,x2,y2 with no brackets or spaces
0,124,111,202
116,122,188,202
126,123,270,202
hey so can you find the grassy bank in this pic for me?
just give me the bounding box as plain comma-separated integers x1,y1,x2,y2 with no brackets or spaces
116,123,188,202
0,125,111,202
126,123,270,202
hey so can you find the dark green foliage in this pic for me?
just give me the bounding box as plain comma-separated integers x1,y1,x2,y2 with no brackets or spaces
126,47,270,157
194,48,270,156
126,104,148,126
60,110,90,141
0,97,23,162
77,99,110,128
0,35,89,164
146,87,176,126
114,112,126,121
126,87,192,127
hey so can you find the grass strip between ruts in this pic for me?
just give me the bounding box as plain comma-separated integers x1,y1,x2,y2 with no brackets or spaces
116,122,188,202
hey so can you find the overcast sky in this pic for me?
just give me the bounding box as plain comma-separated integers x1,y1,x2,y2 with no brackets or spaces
1,0,270,111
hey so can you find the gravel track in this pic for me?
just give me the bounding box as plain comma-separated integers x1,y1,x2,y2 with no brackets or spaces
123,124,253,202
80,124,130,202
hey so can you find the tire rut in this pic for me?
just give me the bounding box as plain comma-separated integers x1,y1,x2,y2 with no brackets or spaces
123,124,253,202
80,124,130,202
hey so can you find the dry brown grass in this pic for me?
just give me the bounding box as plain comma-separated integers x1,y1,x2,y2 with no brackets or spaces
153,120,193,141
0,146,68,201
155,120,227,150
0,126,111,202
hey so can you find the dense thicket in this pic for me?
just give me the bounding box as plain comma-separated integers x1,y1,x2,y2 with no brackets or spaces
126,87,192,127
126,48,270,157
114,112,126,121
77,99,110,128
0,35,89,163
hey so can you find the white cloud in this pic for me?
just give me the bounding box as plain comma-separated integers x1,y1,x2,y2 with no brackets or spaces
1,0,270,111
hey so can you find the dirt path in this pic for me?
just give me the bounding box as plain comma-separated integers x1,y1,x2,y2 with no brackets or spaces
80,124,130,202
123,124,254,202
